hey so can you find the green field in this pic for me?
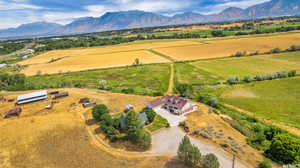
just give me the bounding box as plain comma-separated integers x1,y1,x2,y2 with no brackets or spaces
26,64,170,96
174,62,221,85
191,52,300,79
217,77,300,129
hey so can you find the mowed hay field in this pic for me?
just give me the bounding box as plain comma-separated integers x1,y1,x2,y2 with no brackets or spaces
19,40,200,76
190,52,300,79
0,89,182,168
219,77,300,129
154,32,300,61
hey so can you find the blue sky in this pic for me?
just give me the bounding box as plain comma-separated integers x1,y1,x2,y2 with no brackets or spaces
0,0,271,29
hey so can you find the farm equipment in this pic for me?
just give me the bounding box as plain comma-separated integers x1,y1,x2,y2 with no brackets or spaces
3,108,22,118
53,92,69,99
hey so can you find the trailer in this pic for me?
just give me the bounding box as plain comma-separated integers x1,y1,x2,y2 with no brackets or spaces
53,92,69,99
82,102,96,108
49,91,59,95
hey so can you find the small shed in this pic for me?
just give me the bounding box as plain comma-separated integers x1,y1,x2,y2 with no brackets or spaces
139,112,148,125
125,104,134,112
53,92,69,99
119,113,126,130
3,108,22,118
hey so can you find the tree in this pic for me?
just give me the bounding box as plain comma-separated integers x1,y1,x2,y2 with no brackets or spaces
133,58,140,66
244,76,254,83
177,135,202,167
258,160,272,168
211,30,225,37
142,108,156,123
126,111,144,140
202,153,220,168
207,97,219,108
176,84,192,97
265,134,300,165
125,110,151,149
92,104,109,122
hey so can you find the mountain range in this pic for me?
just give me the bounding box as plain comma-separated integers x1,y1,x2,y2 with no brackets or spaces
1,0,300,39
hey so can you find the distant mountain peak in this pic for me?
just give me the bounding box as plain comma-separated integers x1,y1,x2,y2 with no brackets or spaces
1,0,300,39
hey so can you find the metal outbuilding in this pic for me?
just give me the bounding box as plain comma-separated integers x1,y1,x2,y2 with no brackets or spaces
17,90,48,105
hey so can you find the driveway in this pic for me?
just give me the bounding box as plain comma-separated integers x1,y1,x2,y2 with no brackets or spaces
153,106,186,126
151,127,250,168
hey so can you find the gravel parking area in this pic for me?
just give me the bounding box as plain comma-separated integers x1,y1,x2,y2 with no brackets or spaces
151,127,250,168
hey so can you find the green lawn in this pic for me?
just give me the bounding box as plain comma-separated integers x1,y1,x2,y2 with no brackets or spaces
146,114,169,132
191,52,300,79
218,77,300,129
174,62,221,85
26,64,170,96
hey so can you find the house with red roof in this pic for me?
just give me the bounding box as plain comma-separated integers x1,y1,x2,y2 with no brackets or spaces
147,96,197,115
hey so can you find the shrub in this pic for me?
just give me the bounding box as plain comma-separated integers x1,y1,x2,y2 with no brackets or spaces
288,45,300,51
92,104,109,122
202,153,220,168
227,76,239,85
255,75,264,81
270,48,282,53
243,76,254,83
265,134,300,165
142,108,156,123
211,30,225,37
288,70,297,77
233,51,246,57
207,97,219,108
277,71,288,78
121,88,134,94
258,160,272,168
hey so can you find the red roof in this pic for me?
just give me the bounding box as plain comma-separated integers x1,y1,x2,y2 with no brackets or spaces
148,96,188,110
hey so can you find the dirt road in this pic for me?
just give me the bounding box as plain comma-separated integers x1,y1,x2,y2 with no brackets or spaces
151,127,251,168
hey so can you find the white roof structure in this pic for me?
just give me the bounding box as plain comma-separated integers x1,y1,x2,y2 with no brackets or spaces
0,63,7,68
17,90,48,104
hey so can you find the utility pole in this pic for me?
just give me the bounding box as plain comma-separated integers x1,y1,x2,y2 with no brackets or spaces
232,154,236,168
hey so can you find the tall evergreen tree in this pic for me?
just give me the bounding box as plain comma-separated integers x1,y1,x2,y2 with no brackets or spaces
177,135,202,167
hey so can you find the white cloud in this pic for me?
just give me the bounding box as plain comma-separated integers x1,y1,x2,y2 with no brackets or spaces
217,0,271,9
0,1,43,10
200,0,271,14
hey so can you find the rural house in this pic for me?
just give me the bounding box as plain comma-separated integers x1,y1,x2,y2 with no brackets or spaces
147,96,197,115
17,90,48,105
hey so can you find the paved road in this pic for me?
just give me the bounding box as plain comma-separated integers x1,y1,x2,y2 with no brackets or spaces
151,127,251,168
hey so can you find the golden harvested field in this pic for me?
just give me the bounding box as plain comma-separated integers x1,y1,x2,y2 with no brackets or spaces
0,89,186,168
154,32,300,61
21,50,170,76
20,40,197,65
19,40,201,75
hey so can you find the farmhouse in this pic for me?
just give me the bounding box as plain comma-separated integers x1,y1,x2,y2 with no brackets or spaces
147,96,197,115
17,90,48,105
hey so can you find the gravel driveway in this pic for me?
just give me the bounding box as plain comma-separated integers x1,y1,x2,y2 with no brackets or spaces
151,127,250,168
153,106,186,126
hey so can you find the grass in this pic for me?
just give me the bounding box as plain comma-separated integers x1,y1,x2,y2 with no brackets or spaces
191,52,300,79
174,62,221,85
218,77,300,129
146,115,169,132
26,64,170,96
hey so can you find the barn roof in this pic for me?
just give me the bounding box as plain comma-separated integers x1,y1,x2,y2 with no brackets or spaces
17,90,48,101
